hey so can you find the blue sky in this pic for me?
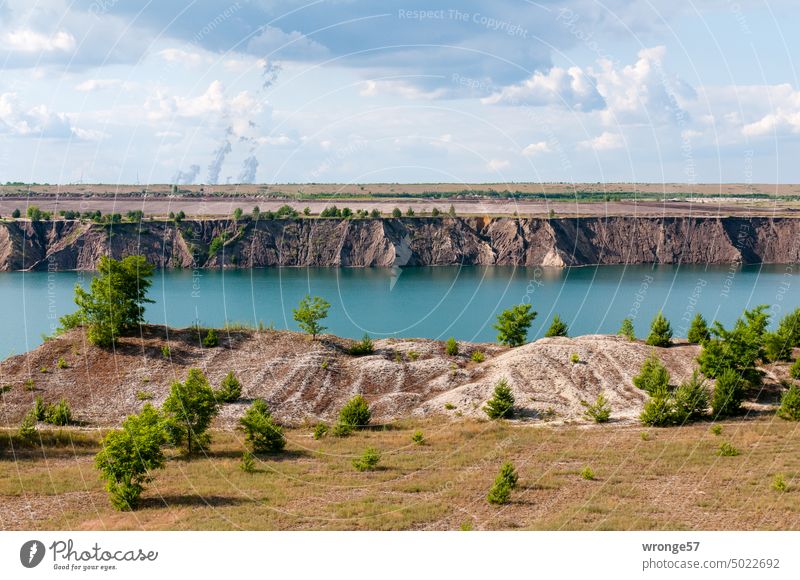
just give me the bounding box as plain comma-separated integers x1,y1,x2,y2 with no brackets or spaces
0,0,799,185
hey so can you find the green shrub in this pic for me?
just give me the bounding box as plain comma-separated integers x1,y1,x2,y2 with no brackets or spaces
161,345,171,358
717,441,739,457
640,431,651,441
711,368,745,418
773,474,788,492
646,311,673,347
95,404,167,510
445,337,459,356
337,395,371,431
411,430,425,445
484,377,515,419
687,313,710,344
56,357,68,369
618,318,635,341
136,391,153,401
487,462,518,505
494,304,537,347
40,366,48,373
777,383,800,421
240,451,256,473
19,411,37,439
293,295,330,340
710,424,723,436
698,305,769,383
580,466,596,480
444,402,456,411
570,353,580,364
162,368,219,454
407,350,419,361
23,378,35,391
545,314,569,337
202,328,219,348
331,422,353,437
46,399,73,426
392,207,401,218
581,392,611,423
633,352,670,394
33,396,48,421
348,334,375,356
312,423,328,440
239,400,285,453
353,447,381,471
470,350,485,363
672,370,709,422
764,330,794,362
217,371,242,403
640,385,677,427
790,359,800,379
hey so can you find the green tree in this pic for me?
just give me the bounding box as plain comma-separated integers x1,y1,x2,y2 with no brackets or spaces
672,370,709,422
406,207,415,217
202,328,219,347
95,404,167,510
61,255,154,347
391,207,402,218
581,392,611,423
353,447,381,471
239,399,285,453
776,308,800,347
11,208,20,218
618,317,635,341
711,367,745,418
27,205,43,222
764,329,794,362
777,383,800,421
493,304,537,347
445,337,459,356
632,352,670,395
790,359,800,380
216,371,241,403
487,462,518,505
370,209,381,218
336,394,371,432
697,305,770,384
646,310,673,347
687,313,710,344
233,207,243,221
544,314,569,337
448,204,456,217
162,368,219,454
639,384,677,427
484,377,515,419
292,294,330,340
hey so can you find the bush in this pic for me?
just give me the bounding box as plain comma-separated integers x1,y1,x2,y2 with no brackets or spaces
239,400,285,453
710,424,723,436
484,377,515,419
639,385,677,427
764,330,794,362
348,334,374,356
391,207,402,218
790,359,800,379
545,314,568,337
618,317,635,341
240,451,256,473
445,337,459,356
776,308,800,347
337,394,371,431
312,423,328,440
581,392,611,423
19,411,37,439
570,353,580,364
46,399,73,426
95,404,167,510
56,357,68,369
353,447,381,471
407,350,419,361
411,430,425,445
493,304,537,347
580,466,596,480
687,313,710,344
470,350,485,363
162,368,219,454
217,371,242,403
161,345,171,358
717,441,739,457
646,311,673,347
33,396,48,421
633,352,670,395
11,208,20,218
773,474,788,492
777,383,800,421
136,391,153,401
202,328,219,348
698,305,769,383
331,422,353,437
672,370,709,422
711,368,745,418
487,462,518,505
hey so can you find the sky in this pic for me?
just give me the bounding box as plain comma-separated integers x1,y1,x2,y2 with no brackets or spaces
0,0,799,185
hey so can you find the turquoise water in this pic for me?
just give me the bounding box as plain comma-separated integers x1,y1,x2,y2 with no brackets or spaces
0,264,797,358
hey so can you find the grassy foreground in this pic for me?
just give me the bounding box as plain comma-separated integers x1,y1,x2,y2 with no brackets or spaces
1,416,799,531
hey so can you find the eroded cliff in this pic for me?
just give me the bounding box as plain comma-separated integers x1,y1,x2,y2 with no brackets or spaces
1,216,799,271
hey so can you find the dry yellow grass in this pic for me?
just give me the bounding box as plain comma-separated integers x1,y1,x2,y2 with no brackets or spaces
2,416,800,531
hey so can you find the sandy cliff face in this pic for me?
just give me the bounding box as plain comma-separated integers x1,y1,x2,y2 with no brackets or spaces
1,216,799,271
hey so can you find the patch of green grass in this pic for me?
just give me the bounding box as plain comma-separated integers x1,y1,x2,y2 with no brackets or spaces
772,474,788,493
580,466,596,480
710,424,723,436
717,442,740,457
136,391,154,401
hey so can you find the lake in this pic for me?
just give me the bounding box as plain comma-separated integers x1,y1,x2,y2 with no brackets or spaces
0,264,797,358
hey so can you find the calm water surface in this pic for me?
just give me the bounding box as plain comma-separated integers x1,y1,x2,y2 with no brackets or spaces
0,264,797,358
